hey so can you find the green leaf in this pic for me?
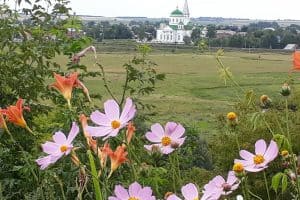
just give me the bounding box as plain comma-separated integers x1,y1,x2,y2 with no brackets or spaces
271,172,283,193
281,174,288,193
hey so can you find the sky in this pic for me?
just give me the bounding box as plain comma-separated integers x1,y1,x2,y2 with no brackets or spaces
68,0,300,20
3,0,300,20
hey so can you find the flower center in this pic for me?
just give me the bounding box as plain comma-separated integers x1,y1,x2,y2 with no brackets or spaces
60,145,68,152
161,136,171,146
233,162,244,173
193,198,199,200
253,154,265,164
128,197,139,200
111,120,121,129
222,183,232,191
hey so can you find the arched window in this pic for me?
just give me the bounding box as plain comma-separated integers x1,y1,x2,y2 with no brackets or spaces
178,35,180,41
160,34,162,40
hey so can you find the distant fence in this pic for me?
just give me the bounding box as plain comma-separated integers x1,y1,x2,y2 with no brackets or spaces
94,40,294,54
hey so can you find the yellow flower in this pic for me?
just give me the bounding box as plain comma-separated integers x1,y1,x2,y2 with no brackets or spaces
281,150,289,157
227,112,237,121
233,162,244,173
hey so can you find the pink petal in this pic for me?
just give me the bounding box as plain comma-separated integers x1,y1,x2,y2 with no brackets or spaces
41,142,59,154
66,122,79,144
138,187,153,199
36,155,52,170
104,99,120,120
114,185,129,199
234,159,253,167
211,175,225,187
120,98,136,122
150,123,165,137
85,126,112,137
129,182,142,197
226,171,238,185
170,123,185,139
181,183,199,200
145,131,162,143
173,137,185,147
160,146,175,154
264,140,279,162
244,165,266,172
239,150,254,160
255,139,267,155
144,145,154,152
90,110,111,126
165,122,178,136
52,131,67,144
167,194,182,200
103,128,120,140
231,183,240,191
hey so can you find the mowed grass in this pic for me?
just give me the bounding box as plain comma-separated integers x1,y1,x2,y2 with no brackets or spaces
54,51,296,134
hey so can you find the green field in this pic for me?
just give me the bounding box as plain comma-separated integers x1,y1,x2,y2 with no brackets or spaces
55,50,295,134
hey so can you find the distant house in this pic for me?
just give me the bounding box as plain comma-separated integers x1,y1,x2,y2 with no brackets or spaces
67,28,85,38
284,44,298,51
216,30,236,38
155,0,193,44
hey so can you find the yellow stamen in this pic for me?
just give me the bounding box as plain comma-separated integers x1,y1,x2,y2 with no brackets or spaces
161,136,171,146
111,120,121,129
60,145,68,152
253,154,265,164
128,197,139,200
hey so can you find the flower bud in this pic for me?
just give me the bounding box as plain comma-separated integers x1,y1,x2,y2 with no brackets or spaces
281,83,291,96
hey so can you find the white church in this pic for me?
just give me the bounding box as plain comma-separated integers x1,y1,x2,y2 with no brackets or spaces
156,0,193,44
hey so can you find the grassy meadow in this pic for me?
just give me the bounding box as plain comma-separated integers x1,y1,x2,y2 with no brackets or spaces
54,49,295,135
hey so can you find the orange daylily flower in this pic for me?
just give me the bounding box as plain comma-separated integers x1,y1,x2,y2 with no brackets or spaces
79,114,97,152
1,98,29,128
105,145,128,177
50,72,91,107
98,142,111,169
126,122,136,144
50,72,78,107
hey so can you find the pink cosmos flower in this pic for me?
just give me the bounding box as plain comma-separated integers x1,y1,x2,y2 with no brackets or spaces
86,98,136,140
167,183,199,200
36,122,79,170
202,171,240,200
144,122,185,154
234,139,278,172
109,181,156,200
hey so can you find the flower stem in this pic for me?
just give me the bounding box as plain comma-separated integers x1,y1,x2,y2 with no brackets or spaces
25,125,36,136
87,150,102,200
263,171,271,200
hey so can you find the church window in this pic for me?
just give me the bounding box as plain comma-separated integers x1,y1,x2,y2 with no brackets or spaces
178,35,181,41
160,34,162,40
167,35,169,40
170,35,173,40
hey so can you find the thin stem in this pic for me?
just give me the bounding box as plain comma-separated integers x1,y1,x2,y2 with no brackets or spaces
263,171,271,200
216,56,244,93
120,67,129,106
96,62,119,104
285,99,291,144
263,118,274,137
52,174,66,200
25,125,36,136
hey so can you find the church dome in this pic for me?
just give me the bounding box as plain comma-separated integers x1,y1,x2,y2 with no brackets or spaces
170,9,184,16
